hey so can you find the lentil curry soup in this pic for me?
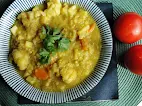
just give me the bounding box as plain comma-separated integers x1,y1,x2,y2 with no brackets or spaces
9,0,101,92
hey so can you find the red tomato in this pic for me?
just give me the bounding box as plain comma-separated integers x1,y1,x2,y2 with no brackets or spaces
124,45,142,75
114,12,142,44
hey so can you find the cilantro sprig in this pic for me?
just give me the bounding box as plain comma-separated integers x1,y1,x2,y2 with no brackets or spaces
39,25,70,64
39,48,50,64
58,38,70,51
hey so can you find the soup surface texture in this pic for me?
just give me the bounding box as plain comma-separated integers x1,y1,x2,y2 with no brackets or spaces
9,0,101,92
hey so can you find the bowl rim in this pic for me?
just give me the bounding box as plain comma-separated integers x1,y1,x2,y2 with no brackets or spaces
0,0,113,103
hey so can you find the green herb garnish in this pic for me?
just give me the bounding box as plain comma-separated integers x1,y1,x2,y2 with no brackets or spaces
58,38,70,51
39,48,50,64
39,25,70,64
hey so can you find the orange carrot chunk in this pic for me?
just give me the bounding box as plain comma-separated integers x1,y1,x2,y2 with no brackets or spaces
35,68,49,80
88,23,95,33
80,39,88,51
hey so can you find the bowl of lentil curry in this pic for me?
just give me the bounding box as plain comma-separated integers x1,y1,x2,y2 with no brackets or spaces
0,0,112,103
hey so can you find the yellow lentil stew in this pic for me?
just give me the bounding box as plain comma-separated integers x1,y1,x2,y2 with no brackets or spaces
9,0,101,92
